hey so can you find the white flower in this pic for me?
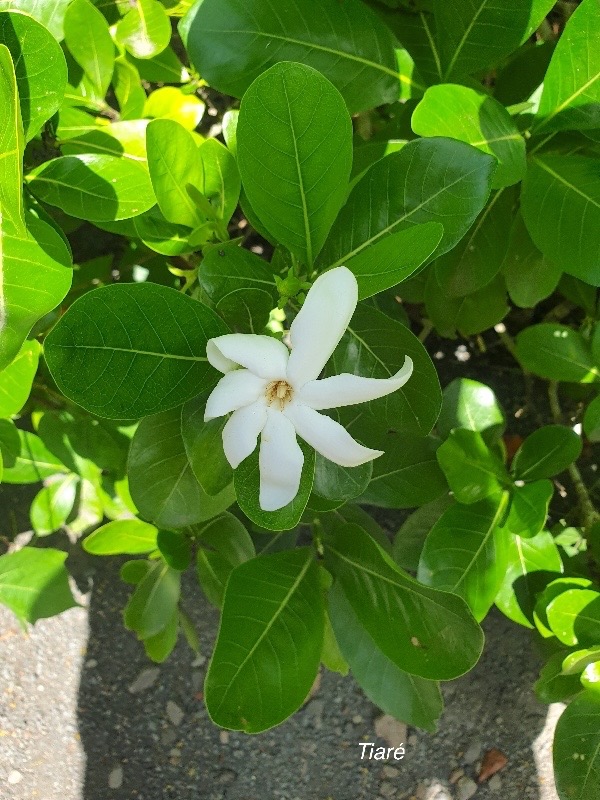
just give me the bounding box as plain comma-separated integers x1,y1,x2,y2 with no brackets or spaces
204,266,413,511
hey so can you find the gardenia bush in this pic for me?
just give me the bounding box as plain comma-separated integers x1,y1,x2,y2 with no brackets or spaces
0,0,599,796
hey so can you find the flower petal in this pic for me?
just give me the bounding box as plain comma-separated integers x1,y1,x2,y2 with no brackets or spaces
286,404,382,467
204,370,267,421
259,409,304,511
222,400,268,469
207,334,289,379
286,266,358,388
298,356,414,410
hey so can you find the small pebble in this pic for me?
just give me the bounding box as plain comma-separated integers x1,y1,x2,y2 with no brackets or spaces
219,731,230,745
191,654,206,668
456,776,478,800
488,775,502,793
463,741,482,765
108,766,123,789
128,668,160,694
166,700,184,726
85,659,97,669
7,770,23,785
380,782,396,798
375,715,407,747
449,768,464,784
352,714,363,725
383,765,400,779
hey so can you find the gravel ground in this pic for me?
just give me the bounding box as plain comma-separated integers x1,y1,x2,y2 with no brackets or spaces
1,553,562,800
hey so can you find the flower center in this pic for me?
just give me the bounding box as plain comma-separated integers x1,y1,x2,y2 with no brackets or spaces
265,380,293,410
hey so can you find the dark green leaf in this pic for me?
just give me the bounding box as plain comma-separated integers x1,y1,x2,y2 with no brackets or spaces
313,453,372,504
0,547,76,624
436,429,509,504
393,493,453,572
512,425,583,480
157,529,192,571
515,324,600,383
1,429,67,483
584,395,600,442
128,45,189,83
124,558,181,639
143,608,179,662
554,689,600,800
502,211,562,308
195,512,255,607
425,271,508,337
534,651,583,703
181,393,232,496
83,519,158,555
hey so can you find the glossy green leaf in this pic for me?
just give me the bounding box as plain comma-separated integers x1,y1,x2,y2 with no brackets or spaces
195,512,255,607
512,425,583,480
584,395,600,443
0,428,67,483
27,154,155,222
124,558,181,639
332,303,441,436
425,271,508,337
0,0,73,41
563,647,600,676
128,407,234,528
502,211,562,308
495,529,563,628
237,62,352,266
437,378,505,442
312,454,372,504
0,547,76,624
83,519,158,555
346,222,443,300
535,0,600,134
547,588,600,648
235,440,315,532
205,547,323,732
128,45,189,83
318,138,495,270
157,529,192,571
181,0,399,114
325,523,483,680
412,85,524,188
30,475,78,536
515,324,600,384
554,689,600,800
44,283,228,419
131,206,192,256
436,429,509,504
181,393,232,496
534,651,583,704
113,57,146,120
506,480,553,539
116,0,171,60
431,187,515,298
143,85,204,130
0,11,67,141
63,0,114,97
329,583,442,731
393,494,453,572
535,577,594,639
0,339,39,416
434,0,555,81
521,155,600,285
417,493,509,622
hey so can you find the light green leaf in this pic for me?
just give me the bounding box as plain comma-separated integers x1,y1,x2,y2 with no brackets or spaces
506,480,553,539
0,339,40,416
325,523,484,680
436,378,505,442
143,85,204,129
27,154,155,222
44,283,228,419
0,11,67,141
113,57,146,120
436,429,509,504
547,588,600,647
417,493,510,621
131,206,192,256
535,0,600,134
515,324,600,384
143,607,179,662
64,0,114,97
521,155,600,285
0,428,67,484
59,119,149,163
329,583,442,731
205,548,323,732
180,0,400,114
318,138,495,270
412,85,525,188
237,62,352,267
83,519,158,555
512,425,583,480
30,475,78,536
534,651,583,703
128,407,234,528
0,0,73,41
197,138,240,225
554,690,600,800
116,0,171,60
124,558,181,639
0,546,76,624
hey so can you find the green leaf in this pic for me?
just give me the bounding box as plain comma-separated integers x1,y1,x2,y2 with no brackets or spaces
146,118,206,228
434,0,555,81
30,475,78,536
535,0,600,134
417,493,509,622
521,155,600,286
584,395,600,443
113,57,146,120
116,0,171,60
563,646,600,676
329,583,442,731
128,407,234,528
205,548,323,732
534,651,583,703
554,689,600,800
59,119,149,163
425,271,508,337
0,0,73,41
1,428,67,483
436,378,505,442
431,187,515,298
63,0,114,97
436,429,509,504
515,324,600,384
143,85,204,129
318,138,495,270
321,607,349,676
0,339,40,416
412,85,525,188
44,283,228,419
83,519,158,555
502,211,562,308
235,439,315,532
506,480,553,539
128,45,189,83
512,425,583,480
495,529,563,628
0,546,76,624
346,222,443,300
27,154,155,222
312,453,371,504
120,559,151,585
333,303,441,436
393,493,453,572
180,0,400,114
195,512,255,607
547,588,600,648
143,607,179,662
197,138,241,225
181,393,232,496
324,523,483,680
237,62,352,267
157,529,191,571
0,11,67,141
124,558,181,639
131,206,192,256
